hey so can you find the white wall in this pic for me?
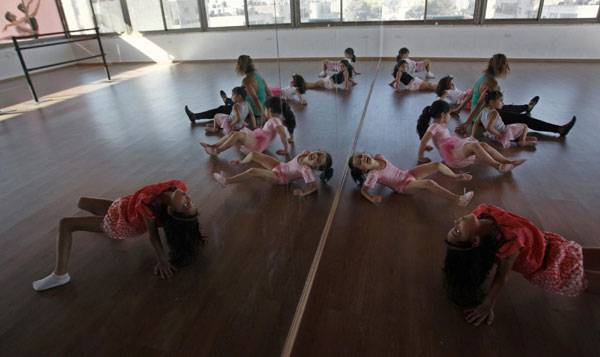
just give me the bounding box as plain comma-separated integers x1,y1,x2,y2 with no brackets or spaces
0,43,77,81
72,24,600,64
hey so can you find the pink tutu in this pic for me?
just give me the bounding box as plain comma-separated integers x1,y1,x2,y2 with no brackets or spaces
527,232,588,297
240,128,269,154
414,60,426,73
464,89,473,111
486,123,526,149
438,136,478,168
323,76,336,89
326,60,340,72
270,86,281,97
215,113,233,134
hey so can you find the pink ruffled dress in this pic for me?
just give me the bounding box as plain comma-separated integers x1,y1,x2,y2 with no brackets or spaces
427,123,478,169
271,149,316,184
240,116,283,154
480,108,526,148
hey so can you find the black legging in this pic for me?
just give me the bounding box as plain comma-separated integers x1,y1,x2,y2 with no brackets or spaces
191,105,232,120
499,104,560,133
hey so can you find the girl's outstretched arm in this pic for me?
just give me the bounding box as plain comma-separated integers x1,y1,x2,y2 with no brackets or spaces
418,132,434,163
453,90,473,113
143,216,176,279
230,105,242,128
296,89,307,105
248,110,257,128
464,251,519,326
471,116,482,137
343,71,350,90
485,112,504,138
360,185,382,203
275,125,289,155
293,181,318,197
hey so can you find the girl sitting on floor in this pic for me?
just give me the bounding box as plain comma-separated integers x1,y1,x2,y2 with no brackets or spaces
444,203,599,326
206,86,256,133
390,60,437,92
417,100,526,173
213,150,333,197
319,47,361,77
306,59,357,91
269,74,308,105
348,153,474,207
201,97,295,156
32,180,206,291
474,90,537,148
436,75,473,112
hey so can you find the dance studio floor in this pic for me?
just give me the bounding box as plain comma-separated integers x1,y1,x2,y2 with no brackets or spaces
1,59,599,356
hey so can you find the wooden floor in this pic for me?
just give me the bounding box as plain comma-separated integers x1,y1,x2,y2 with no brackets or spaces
1,59,599,356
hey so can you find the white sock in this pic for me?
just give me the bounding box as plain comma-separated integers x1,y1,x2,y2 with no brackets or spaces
33,272,70,291
319,70,326,77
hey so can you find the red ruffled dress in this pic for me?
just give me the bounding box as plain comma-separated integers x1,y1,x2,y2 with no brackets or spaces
473,204,588,296
100,180,187,240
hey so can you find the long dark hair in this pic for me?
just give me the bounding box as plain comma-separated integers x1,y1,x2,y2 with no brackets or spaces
347,154,367,187
292,74,307,94
318,152,334,183
344,47,356,62
416,100,450,139
396,47,409,62
484,89,503,105
392,60,407,78
339,59,354,78
436,75,453,97
443,217,507,307
147,191,206,267
264,97,296,135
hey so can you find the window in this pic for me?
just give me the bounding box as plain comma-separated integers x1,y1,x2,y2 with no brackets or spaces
485,0,541,19
426,0,476,20
92,0,126,33
61,0,95,34
162,0,201,29
300,0,341,22
206,0,246,27
125,0,164,31
541,0,600,19
248,0,291,25
343,0,385,22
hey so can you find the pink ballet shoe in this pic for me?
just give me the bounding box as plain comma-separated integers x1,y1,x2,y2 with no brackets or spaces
458,190,474,207
205,146,218,156
498,163,514,173
455,173,472,181
228,160,244,167
213,172,226,187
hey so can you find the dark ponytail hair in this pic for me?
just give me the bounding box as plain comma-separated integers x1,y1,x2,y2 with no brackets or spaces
265,97,296,135
392,60,408,78
484,89,503,105
147,191,206,267
292,74,307,94
396,47,409,62
340,59,354,78
436,75,453,97
443,217,508,307
344,47,356,62
317,152,334,183
417,100,451,139
348,154,367,187
232,85,247,98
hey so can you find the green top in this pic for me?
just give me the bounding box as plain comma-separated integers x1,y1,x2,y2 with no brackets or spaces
246,72,267,117
471,74,501,122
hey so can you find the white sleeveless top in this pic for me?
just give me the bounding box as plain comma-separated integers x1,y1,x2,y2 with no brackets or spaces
480,108,505,140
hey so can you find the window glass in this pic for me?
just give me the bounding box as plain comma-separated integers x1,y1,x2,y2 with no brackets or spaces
162,0,201,29
382,0,427,21
92,0,126,33
299,0,340,22
426,0,476,20
125,0,164,31
541,0,599,19
62,0,95,34
248,0,291,25
485,0,541,19
206,0,246,27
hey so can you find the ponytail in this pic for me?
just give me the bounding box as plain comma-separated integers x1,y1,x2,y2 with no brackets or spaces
417,100,450,139
345,47,356,63
318,152,334,183
348,155,366,187
484,89,503,105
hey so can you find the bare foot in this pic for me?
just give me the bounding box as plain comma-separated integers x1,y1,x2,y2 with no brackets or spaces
229,160,245,166
200,142,212,148
205,127,219,133
511,159,527,167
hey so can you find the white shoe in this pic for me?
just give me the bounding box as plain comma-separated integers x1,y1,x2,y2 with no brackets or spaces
318,71,327,78
213,172,226,187
426,72,435,78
